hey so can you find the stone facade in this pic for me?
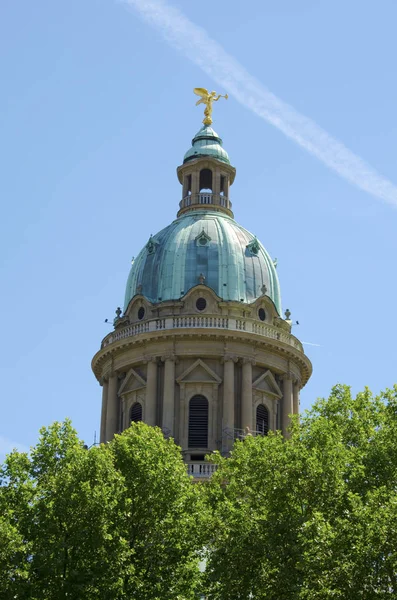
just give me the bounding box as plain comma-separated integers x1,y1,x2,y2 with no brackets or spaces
92,285,311,454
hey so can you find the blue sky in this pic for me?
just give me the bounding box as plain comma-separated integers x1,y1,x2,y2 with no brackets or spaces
1,0,396,458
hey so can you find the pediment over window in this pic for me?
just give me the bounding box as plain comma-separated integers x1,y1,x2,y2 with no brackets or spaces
252,370,282,398
177,359,222,385
118,368,147,395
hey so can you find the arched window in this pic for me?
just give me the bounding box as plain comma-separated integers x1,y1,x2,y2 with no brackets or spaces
199,168,213,192
256,404,269,436
188,395,208,447
130,402,142,423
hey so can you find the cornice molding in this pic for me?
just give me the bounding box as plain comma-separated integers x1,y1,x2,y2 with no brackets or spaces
92,329,312,386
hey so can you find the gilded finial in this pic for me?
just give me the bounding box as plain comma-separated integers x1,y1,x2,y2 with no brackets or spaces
193,88,228,125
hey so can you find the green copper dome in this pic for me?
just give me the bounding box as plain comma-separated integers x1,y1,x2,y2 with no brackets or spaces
124,210,281,313
183,126,230,165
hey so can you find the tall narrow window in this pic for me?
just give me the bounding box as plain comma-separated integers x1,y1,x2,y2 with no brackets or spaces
256,404,269,435
188,395,208,447
130,402,142,423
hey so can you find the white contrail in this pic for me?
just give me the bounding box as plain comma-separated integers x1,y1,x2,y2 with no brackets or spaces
122,0,397,208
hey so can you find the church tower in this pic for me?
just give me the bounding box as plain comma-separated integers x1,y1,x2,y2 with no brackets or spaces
92,93,312,476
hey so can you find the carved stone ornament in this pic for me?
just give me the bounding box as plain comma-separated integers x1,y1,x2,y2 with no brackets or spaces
146,235,159,255
161,353,177,363
246,237,260,256
242,357,256,366
143,355,158,364
281,371,299,384
222,354,238,364
294,375,302,388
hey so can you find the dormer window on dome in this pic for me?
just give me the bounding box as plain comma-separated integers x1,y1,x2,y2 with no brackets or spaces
195,229,211,247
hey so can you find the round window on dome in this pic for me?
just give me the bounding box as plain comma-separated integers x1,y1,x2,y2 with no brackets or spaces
196,298,207,311
199,237,208,246
258,308,266,322
138,307,145,320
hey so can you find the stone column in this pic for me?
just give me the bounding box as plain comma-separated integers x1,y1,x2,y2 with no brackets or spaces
145,358,158,426
162,355,176,437
213,167,221,196
293,380,300,416
224,178,230,207
191,171,200,197
100,378,108,443
241,358,254,433
105,374,119,442
222,355,236,452
183,175,190,198
282,374,294,438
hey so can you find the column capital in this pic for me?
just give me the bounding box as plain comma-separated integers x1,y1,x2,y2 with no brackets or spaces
144,355,158,364
99,376,109,386
161,353,178,363
222,354,238,364
293,376,302,388
242,357,256,366
281,371,297,382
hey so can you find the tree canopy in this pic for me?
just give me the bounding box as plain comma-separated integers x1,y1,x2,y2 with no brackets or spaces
205,384,397,599
2,384,397,599
0,421,206,600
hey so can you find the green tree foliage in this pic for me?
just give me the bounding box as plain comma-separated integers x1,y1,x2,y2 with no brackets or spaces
204,385,397,599
0,421,205,599
3,385,397,599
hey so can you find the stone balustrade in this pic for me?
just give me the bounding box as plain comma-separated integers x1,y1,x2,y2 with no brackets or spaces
101,315,304,353
186,462,217,478
179,193,231,210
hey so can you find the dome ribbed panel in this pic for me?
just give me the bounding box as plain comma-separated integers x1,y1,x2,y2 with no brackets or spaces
123,211,282,314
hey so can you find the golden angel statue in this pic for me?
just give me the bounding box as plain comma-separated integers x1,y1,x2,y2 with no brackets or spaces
193,88,228,125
